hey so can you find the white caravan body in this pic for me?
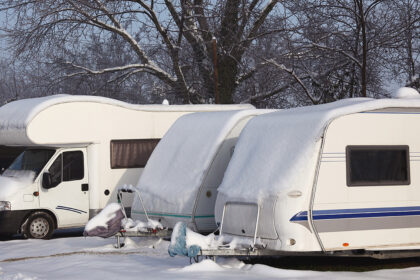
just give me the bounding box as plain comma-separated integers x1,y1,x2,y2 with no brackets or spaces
0,94,252,237
132,109,272,233
215,96,420,254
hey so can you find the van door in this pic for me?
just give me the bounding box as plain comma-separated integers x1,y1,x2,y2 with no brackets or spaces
39,148,89,228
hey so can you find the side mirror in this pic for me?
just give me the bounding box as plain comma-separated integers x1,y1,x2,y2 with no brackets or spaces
42,172,52,189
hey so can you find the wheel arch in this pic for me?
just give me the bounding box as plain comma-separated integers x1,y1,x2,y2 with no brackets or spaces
21,209,58,232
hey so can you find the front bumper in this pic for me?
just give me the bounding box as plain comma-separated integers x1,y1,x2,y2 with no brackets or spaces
0,210,31,235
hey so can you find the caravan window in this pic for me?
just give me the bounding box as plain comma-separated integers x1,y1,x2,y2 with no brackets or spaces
110,139,160,169
346,145,410,186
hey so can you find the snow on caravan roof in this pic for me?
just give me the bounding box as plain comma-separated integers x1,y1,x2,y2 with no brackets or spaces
0,94,253,131
132,109,270,215
0,95,254,145
218,96,420,202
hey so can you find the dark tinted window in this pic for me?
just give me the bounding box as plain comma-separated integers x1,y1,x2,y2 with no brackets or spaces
110,139,160,169
0,146,25,172
63,151,84,181
49,154,62,188
48,151,84,187
346,146,410,186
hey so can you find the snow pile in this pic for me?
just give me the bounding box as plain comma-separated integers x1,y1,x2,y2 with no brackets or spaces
169,222,260,257
0,171,35,200
184,230,258,250
133,110,266,215
122,218,163,232
118,184,164,231
185,229,218,250
84,203,124,238
179,259,225,272
392,87,420,99
4,233,420,279
218,97,420,202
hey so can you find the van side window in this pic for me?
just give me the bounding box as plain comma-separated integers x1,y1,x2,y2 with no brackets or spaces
48,151,84,187
346,145,410,186
48,154,62,188
110,139,160,169
63,151,84,181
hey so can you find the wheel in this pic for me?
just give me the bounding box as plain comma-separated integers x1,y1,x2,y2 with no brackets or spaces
22,212,55,239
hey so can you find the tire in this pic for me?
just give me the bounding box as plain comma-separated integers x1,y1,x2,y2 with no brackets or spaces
22,212,55,239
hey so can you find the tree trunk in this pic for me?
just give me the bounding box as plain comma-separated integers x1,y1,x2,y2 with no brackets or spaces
358,0,368,97
217,56,238,104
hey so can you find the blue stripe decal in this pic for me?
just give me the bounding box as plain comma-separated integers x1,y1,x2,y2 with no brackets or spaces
290,206,420,222
56,205,87,214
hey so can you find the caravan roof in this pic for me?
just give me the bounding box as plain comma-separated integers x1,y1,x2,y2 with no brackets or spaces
218,96,420,203
132,109,271,216
0,95,253,146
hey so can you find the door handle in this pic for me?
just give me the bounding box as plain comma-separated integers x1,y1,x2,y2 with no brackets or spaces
81,184,89,191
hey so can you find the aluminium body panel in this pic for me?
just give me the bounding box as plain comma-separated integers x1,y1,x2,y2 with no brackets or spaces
311,110,420,251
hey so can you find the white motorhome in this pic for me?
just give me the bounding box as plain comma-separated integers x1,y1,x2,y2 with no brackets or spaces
131,109,272,233
209,93,420,258
0,95,252,239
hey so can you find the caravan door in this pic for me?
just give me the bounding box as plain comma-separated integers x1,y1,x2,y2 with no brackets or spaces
39,148,89,228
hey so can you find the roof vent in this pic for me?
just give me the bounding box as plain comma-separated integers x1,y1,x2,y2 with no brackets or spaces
392,87,420,99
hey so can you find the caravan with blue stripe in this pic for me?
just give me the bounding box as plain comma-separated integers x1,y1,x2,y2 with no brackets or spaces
208,94,420,259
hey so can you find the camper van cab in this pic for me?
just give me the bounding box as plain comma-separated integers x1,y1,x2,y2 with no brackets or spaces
1,147,90,238
0,95,252,239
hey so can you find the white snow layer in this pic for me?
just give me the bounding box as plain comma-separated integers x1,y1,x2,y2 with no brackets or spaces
2,235,420,279
182,227,260,250
132,110,268,215
84,203,122,231
393,87,420,98
0,171,35,201
123,218,163,232
0,94,253,133
218,93,420,202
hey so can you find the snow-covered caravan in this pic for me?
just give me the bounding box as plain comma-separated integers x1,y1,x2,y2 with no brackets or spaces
210,90,420,257
0,95,252,239
131,109,272,233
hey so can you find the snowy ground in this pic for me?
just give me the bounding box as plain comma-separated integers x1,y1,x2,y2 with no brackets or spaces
1,233,420,279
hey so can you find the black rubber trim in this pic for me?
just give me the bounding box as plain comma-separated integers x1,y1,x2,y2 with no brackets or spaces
0,210,33,235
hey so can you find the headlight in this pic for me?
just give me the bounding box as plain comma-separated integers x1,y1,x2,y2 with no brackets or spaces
0,201,11,211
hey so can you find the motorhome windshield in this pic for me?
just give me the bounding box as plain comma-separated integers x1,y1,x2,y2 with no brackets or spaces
4,149,55,178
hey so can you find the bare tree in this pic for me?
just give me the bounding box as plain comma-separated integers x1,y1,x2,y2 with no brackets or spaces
384,0,420,91
283,0,409,98
0,0,282,104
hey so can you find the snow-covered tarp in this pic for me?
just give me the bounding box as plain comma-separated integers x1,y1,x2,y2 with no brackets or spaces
218,89,420,202
84,201,164,238
84,203,124,238
132,109,269,215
